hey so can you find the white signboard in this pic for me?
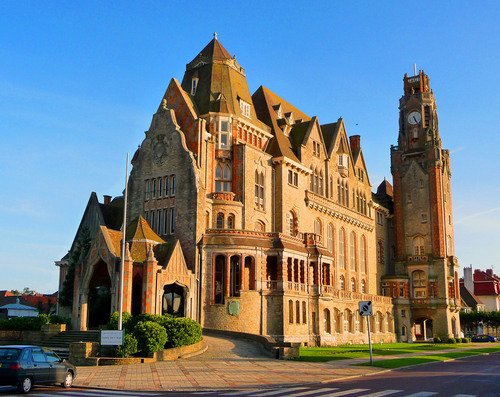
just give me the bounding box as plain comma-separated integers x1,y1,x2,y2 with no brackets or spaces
358,300,372,316
100,330,124,346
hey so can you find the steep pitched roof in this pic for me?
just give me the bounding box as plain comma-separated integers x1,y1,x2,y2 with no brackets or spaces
459,284,484,309
126,216,165,244
320,121,339,154
252,85,312,162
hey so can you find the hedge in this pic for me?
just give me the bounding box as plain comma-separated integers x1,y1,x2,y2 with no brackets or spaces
0,314,72,331
133,321,168,355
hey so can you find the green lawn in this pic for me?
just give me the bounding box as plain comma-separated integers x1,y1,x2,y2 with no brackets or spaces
297,342,500,364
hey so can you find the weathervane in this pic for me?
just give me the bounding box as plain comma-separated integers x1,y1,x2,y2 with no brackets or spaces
213,32,218,40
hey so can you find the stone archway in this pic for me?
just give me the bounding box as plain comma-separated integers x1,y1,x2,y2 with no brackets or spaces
87,260,112,329
413,317,433,341
162,282,188,317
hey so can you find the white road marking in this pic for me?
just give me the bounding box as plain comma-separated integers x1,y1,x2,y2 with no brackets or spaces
284,387,340,397
358,391,403,397
403,393,438,397
453,395,476,397
251,387,308,396
322,389,370,397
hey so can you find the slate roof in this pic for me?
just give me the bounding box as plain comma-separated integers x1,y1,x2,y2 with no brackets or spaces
320,121,339,153
459,285,484,309
252,85,312,162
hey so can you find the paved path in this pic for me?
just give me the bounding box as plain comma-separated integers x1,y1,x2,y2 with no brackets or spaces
74,335,381,391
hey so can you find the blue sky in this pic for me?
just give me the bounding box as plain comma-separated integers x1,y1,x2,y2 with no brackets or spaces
0,1,498,293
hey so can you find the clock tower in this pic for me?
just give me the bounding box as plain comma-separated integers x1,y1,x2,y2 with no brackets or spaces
388,70,460,341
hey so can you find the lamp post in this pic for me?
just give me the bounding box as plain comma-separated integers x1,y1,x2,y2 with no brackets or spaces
118,153,129,332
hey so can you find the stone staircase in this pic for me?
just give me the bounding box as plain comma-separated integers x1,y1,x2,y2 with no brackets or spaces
42,330,100,360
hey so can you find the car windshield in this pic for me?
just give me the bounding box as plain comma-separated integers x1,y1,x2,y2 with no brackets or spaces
0,348,21,362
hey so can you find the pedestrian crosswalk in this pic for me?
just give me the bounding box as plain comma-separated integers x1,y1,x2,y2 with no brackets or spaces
0,388,161,397
0,386,480,397
191,387,478,397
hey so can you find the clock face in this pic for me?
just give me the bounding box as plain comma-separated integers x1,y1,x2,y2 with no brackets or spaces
407,111,422,125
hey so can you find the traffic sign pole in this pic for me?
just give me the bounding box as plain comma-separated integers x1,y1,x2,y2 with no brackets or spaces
367,316,373,365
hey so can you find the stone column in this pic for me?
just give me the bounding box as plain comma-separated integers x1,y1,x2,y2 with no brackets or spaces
224,255,230,297
142,245,158,313
121,243,133,314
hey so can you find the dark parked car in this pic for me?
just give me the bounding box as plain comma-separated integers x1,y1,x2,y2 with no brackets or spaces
471,334,497,342
0,345,76,393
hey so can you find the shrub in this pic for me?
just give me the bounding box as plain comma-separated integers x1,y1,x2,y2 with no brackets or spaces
108,311,132,331
461,337,468,343
446,337,457,344
133,321,168,356
0,316,49,331
162,317,202,348
116,334,138,358
48,315,72,328
455,337,462,343
433,336,442,343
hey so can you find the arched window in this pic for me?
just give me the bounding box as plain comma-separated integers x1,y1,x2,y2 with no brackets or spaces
349,232,356,271
288,300,294,323
216,213,224,229
215,163,232,192
314,218,322,238
214,255,226,304
254,171,265,209
229,256,241,297
377,312,384,333
401,325,407,336
361,279,366,293
302,301,307,324
377,240,384,264
412,270,427,298
319,170,324,195
413,236,425,255
339,275,345,290
327,224,334,252
255,220,265,232
296,300,300,323
324,309,331,334
227,214,235,229
360,235,367,273
286,211,297,236
351,277,356,292
345,182,349,206
339,228,346,269
330,176,333,198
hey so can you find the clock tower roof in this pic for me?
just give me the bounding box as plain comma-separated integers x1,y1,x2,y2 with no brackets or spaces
403,70,431,96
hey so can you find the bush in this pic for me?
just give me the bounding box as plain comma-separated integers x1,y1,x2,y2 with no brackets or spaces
133,321,168,356
433,336,442,343
446,337,457,344
48,315,72,328
0,316,48,331
461,337,469,343
116,334,138,358
455,337,462,343
108,311,132,331
162,317,202,348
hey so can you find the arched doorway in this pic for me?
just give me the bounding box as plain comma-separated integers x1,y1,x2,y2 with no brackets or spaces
162,283,187,317
131,273,143,316
414,317,433,341
88,260,112,329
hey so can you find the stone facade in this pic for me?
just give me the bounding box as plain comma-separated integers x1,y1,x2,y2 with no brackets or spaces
58,37,460,345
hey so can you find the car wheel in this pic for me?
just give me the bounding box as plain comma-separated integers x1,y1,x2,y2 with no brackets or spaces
62,371,73,388
17,377,32,393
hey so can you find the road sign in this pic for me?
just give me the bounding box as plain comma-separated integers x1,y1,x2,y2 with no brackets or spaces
359,300,372,316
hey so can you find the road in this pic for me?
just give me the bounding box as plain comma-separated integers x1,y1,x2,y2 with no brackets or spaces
1,353,498,397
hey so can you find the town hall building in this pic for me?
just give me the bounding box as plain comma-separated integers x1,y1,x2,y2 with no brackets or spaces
56,36,461,345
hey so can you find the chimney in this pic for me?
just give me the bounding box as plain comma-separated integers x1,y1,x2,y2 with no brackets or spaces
349,135,361,154
464,265,473,293
486,269,493,276
103,195,112,205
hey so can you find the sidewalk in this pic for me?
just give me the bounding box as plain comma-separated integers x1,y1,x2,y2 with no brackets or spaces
72,335,490,392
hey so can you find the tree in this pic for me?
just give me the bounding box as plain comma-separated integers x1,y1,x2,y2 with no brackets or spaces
58,227,92,307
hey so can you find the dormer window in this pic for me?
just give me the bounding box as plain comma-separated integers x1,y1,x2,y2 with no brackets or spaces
191,77,199,95
218,117,231,149
338,153,348,167
239,99,251,118
273,104,283,118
